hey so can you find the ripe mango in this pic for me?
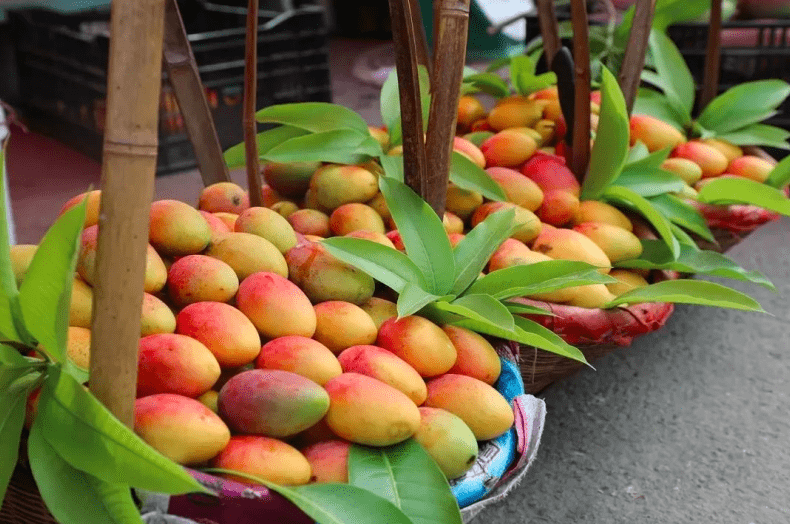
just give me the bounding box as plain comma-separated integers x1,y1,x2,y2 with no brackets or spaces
453,136,486,168
487,238,543,273
606,269,649,297
218,369,329,437
337,345,427,405
457,95,487,130
366,192,391,224
198,182,249,214
487,96,544,130
660,158,703,186
137,333,221,398
134,393,230,465
480,129,538,168
140,292,177,336
445,184,483,222
323,373,421,446
257,335,342,386
149,199,211,256
167,254,239,307
532,227,612,273
727,155,774,183
212,435,311,486
537,190,580,227
345,229,397,249
443,325,501,385
369,127,390,151
271,200,299,219
205,232,288,280
261,184,286,207
10,244,37,287
443,212,464,235
572,200,633,231
199,210,232,241
359,297,398,330
310,164,379,211
563,284,617,309
262,161,321,199
485,167,544,212
521,152,581,196
59,189,103,228
700,138,743,163
376,316,457,377
463,131,495,148
234,206,298,254
573,222,643,263
672,141,728,178
470,201,541,243
176,302,261,368
66,326,91,370
313,301,378,354
424,374,513,441
629,114,686,152
302,440,351,483
69,278,93,328
198,390,219,414
414,407,478,480
236,271,317,339
329,203,386,236
213,212,238,231
287,209,331,238
534,119,556,145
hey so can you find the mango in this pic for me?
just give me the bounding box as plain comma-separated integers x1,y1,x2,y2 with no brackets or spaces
366,192,391,224
176,302,261,368
480,129,538,168
198,390,219,414
537,190,580,227
213,212,238,231
345,230,397,249
166,255,238,307
368,127,390,151
532,227,612,273
522,152,581,196
10,244,37,287
137,333,221,398
487,238,542,272
359,297,398,329
414,407,478,479
443,325,501,385
606,269,649,297
424,374,513,441
534,119,556,145
453,136,486,168
573,222,643,263
212,435,311,486
134,393,230,465
257,336,342,386
727,155,774,183
487,96,544,130
140,292,177,336
198,182,249,214
485,167,544,212
445,184,483,221
470,201,541,243
532,86,559,101
700,138,743,163
236,271,316,339
262,161,321,199
149,199,211,256
337,345,427,405
293,416,338,448
232,206,298,255
205,232,288,280
302,187,330,213
660,157,704,186
285,241,375,305
573,201,632,232
457,95,487,129
313,301,378,354
463,131,495,148
287,209,331,238
629,114,686,152
271,200,299,219
213,363,255,393
310,164,378,211
66,326,91,370
323,373,421,446
261,184,286,207
59,189,102,228
376,316,457,377
302,440,351,483
218,369,329,437
69,278,93,328
542,98,562,121
329,203,386,236
673,141,728,178
563,284,617,309
443,212,464,235
199,210,232,240
386,230,405,251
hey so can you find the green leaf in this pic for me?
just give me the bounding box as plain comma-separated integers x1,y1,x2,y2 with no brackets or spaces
322,237,427,293
698,80,790,134
434,294,515,332
766,153,790,189
604,279,766,312
0,145,21,341
583,67,631,200
380,66,432,147
625,145,671,169
615,168,687,197
379,177,455,295
89,478,145,524
451,208,516,295
449,152,507,201
256,102,369,134
485,57,512,73
380,69,401,135
467,261,615,300
651,0,710,31
261,129,382,165
639,70,693,123
36,368,207,495
716,124,790,150
396,283,445,318
696,177,790,216
223,125,309,168
0,342,27,365
647,29,696,116
510,55,538,96
18,195,87,362
0,381,31,503
602,185,680,258
503,301,554,316
379,154,405,182
648,194,716,242
348,440,463,524
632,88,688,131
462,73,510,98
626,141,650,163
0,359,44,390
670,223,701,248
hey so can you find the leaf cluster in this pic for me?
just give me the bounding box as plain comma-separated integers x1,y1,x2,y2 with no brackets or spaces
464,56,556,98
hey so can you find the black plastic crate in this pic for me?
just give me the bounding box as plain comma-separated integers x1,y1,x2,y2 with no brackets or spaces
8,0,332,175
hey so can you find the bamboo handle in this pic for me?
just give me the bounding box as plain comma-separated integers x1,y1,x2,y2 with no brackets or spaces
700,0,722,109
570,0,591,182
244,0,263,207
89,0,167,427
162,0,230,187
536,0,562,65
618,0,656,114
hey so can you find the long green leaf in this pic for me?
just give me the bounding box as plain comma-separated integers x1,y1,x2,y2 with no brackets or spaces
18,196,87,362
632,88,687,131
670,223,702,248
503,301,554,316
615,168,686,197
261,129,382,165
396,283,445,318
626,141,651,164
379,154,405,182
696,177,790,216
583,67,631,200
462,73,511,98
647,29,695,116
604,279,765,312
766,153,790,189
0,359,44,390
223,126,310,168
0,342,27,365
698,80,790,134
451,208,516,295
379,177,455,295
648,194,716,242
36,368,207,495
715,124,790,150
380,66,432,147
436,294,515,332
0,381,31,503
467,261,615,300
624,146,672,170
256,102,369,134
602,185,680,258
651,0,710,31
380,69,401,134
348,440,463,524
449,152,507,201
89,478,144,524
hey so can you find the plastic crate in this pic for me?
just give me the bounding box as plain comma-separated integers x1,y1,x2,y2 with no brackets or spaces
8,0,332,175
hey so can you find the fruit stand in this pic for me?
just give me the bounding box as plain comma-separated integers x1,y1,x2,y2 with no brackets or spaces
1,0,790,523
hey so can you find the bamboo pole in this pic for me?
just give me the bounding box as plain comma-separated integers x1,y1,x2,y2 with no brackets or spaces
89,0,167,427
536,0,562,65
406,0,432,76
618,0,656,114
700,0,723,109
244,0,263,207
424,0,471,217
162,0,230,187
570,0,591,182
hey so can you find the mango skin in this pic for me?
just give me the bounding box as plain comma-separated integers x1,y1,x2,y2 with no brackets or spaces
673,141,729,178
205,232,288,280
257,336,342,386
537,190,580,227
213,212,238,231
415,407,478,480
69,278,93,328
485,167,544,212
149,199,212,256
424,374,514,441
234,206,298,254
480,129,538,168
212,435,311,486
443,212,464,235
532,227,612,273
176,301,262,368
376,316,457,378
572,222,643,263
727,155,774,183
66,326,91,370
445,184,484,222
443,325,501,385
700,138,743,163
337,345,428,405
344,230,396,249
312,301,378,354
287,209,331,238
167,254,239,307
453,136,486,168
310,164,379,211
59,189,102,228
137,333,221,398
487,96,544,131
134,393,230,465
563,284,617,309
629,114,686,152
607,269,649,297
572,200,633,231
302,440,351,483
10,244,38,287
470,202,541,243
236,271,317,339
262,161,322,199
521,153,581,196
323,373,421,446
457,95,487,129
661,158,703,186
359,297,398,330
140,292,177,336
487,238,542,273
329,203,386,236
199,210,232,241
198,390,219,414
198,182,250,214
218,369,330,438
